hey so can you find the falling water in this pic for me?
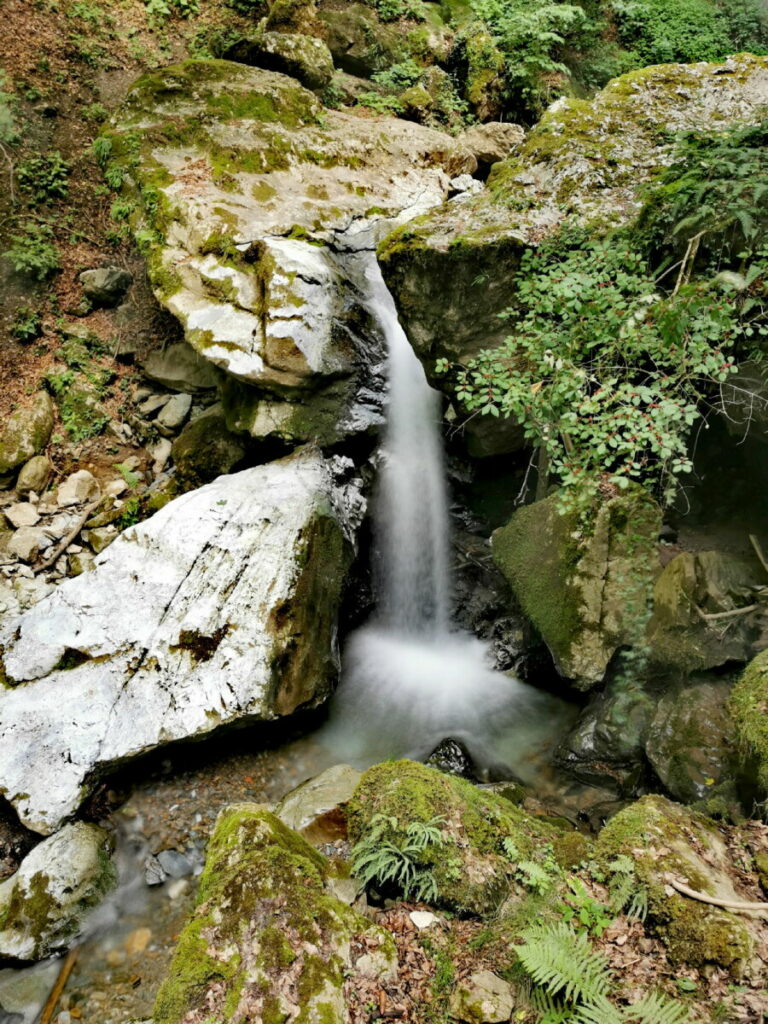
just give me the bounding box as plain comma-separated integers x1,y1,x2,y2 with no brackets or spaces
321,255,569,777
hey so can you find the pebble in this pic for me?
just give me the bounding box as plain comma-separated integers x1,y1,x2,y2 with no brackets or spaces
409,911,440,930
124,927,152,955
144,855,166,886
157,849,194,879
167,879,189,901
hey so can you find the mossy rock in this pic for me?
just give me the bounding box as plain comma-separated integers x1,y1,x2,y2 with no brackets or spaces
171,404,248,489
595,795,755,973
0,393,54,477
346,760,584,915
225,31,335,91
154,804,397,1024
318,4,407,77
492,487,661,690
730,649,768,794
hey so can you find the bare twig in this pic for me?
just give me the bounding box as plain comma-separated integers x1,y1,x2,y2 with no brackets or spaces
696,603,758,622
665,875,768,915
37,947,79,1024
750,534,768,578
33,499,101,575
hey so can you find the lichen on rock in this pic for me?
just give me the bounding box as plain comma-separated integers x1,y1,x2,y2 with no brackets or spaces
153,804,397,1024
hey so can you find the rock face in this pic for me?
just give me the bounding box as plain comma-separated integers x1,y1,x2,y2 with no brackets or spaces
596,795,763,975
0,393,54,478
0,823,116,960
225,31,335,90
108,59,475,447
153,804,397,1024
275,763,361,844
492,489,661,689
0,448,357,834
646,550,763,672
379,54,768,386
346,760,584,915
731,649,768,793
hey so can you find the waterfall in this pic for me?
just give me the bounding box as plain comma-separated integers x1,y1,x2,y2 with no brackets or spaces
320,253,565,778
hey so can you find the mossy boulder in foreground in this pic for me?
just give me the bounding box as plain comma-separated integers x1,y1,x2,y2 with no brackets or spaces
347,760,588,915
596,795,764,976
731,648,768,793
153,804,396,1024
492,488,661,690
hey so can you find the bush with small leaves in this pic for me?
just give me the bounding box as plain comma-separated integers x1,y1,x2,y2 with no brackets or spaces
4,223,60,280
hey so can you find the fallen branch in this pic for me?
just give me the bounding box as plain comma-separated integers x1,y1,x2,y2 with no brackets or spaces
696,603,758,622
38,947,79,1024
33,499,101,575
750,534,768,578
665,874,768,914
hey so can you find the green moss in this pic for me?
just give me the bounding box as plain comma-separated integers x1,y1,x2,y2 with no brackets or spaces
347,760,572,915
730,649,768,791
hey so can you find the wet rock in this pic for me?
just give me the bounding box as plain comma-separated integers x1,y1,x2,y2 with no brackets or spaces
156,849,193,879
152,805,397,1024
78,266,132,307
0,823,116,961
645,680,737,804
596,795,759,975
276,763,361,844
3,504,40,529
225,31,335,91
57,470,100,508
425,737,476,779
492,488,661,689
449,970,515,1023
142,343,221,392
171,405,247,489
144,855,166,887
15,457,51,497
0,958,61,1024
646,550,762,672
155,393,191,432
0,449,358,834
124,927,152,955
0,394,54,478
460,122,525,167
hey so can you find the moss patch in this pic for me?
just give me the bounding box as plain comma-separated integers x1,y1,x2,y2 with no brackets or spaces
730,649,768,793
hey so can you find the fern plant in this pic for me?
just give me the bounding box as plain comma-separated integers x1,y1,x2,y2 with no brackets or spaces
351,813,446,903
606,856,648,921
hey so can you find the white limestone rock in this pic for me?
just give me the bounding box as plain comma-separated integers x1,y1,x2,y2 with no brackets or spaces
0,449,358,834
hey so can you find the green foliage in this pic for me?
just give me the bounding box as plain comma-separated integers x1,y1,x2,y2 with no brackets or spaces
10,306,42,343
371,59,424,91
92,135,113,166
144,0,199,20
17,152,70,202
357,91,406,115
115,462,141,488
45,370,109,442
225,0,265,12
438,221,764,508
3,222,60,280
351,813,446,902
117,497,141,529
518,922,692,1023
605,855,648,920
558,878,613,936
369,0,426,23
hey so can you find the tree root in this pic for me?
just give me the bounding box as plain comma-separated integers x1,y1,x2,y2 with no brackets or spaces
665,874,768,915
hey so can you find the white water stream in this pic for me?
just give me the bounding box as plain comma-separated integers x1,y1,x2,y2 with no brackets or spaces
320,256,563,777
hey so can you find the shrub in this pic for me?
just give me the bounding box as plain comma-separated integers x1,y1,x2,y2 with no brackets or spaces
4,223,60,280
17,152,70,202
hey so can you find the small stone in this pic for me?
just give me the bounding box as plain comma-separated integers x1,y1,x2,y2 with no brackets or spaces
105,948,126,966
449,971,515,1023
57,470,100,507
167,878,189,900
4,502,41,528
105,479,129,497
156,393,192,432
124,927,152,955
157,849,193,879
409,910,439,930
144,855,166,886
69,552,96,576
8,527,52,563
138,394,170,418
84,525,117,554
150,438,173,475
79,266,133,307
16,455,52,496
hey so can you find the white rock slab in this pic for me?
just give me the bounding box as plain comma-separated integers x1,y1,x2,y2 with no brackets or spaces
0,449,356,834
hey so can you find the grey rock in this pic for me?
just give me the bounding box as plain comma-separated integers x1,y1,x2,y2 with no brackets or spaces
138,394,170,418
0,394,54,477
0,823,116,960
78,266,133,307
57,470,100,508
460,122,525,166
156,393,192,431
7,527,52,563
144,855,166,887
4,504,40,529
156,849,193,879
142,343,221,393
68,552,95,576
225,31,335,91
171,405,246,488
0,959,61,1024
449,970,515,1023
15,457,51,497
0,449,359,834
84,525,117,554
276,764,361,842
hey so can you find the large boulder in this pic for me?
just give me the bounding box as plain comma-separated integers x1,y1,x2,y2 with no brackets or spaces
346,760,586,915
170,404,248,488
107,59,474,446
595,795,763,976
730,649,768,794
646,550,764,672
0,393,54,479
225,31,335,91
379,55,768,408
153,804,397,1024
492,488,661,689
0,823,116,960
0,448,358,834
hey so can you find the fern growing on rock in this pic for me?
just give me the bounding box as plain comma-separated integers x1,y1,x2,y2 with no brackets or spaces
350,813,446,903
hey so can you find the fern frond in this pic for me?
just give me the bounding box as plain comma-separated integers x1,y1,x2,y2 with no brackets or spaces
529,985,576,1022
518,922,612,1004
623,992,692,1024
627,887,648,922
573,995,624,1024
